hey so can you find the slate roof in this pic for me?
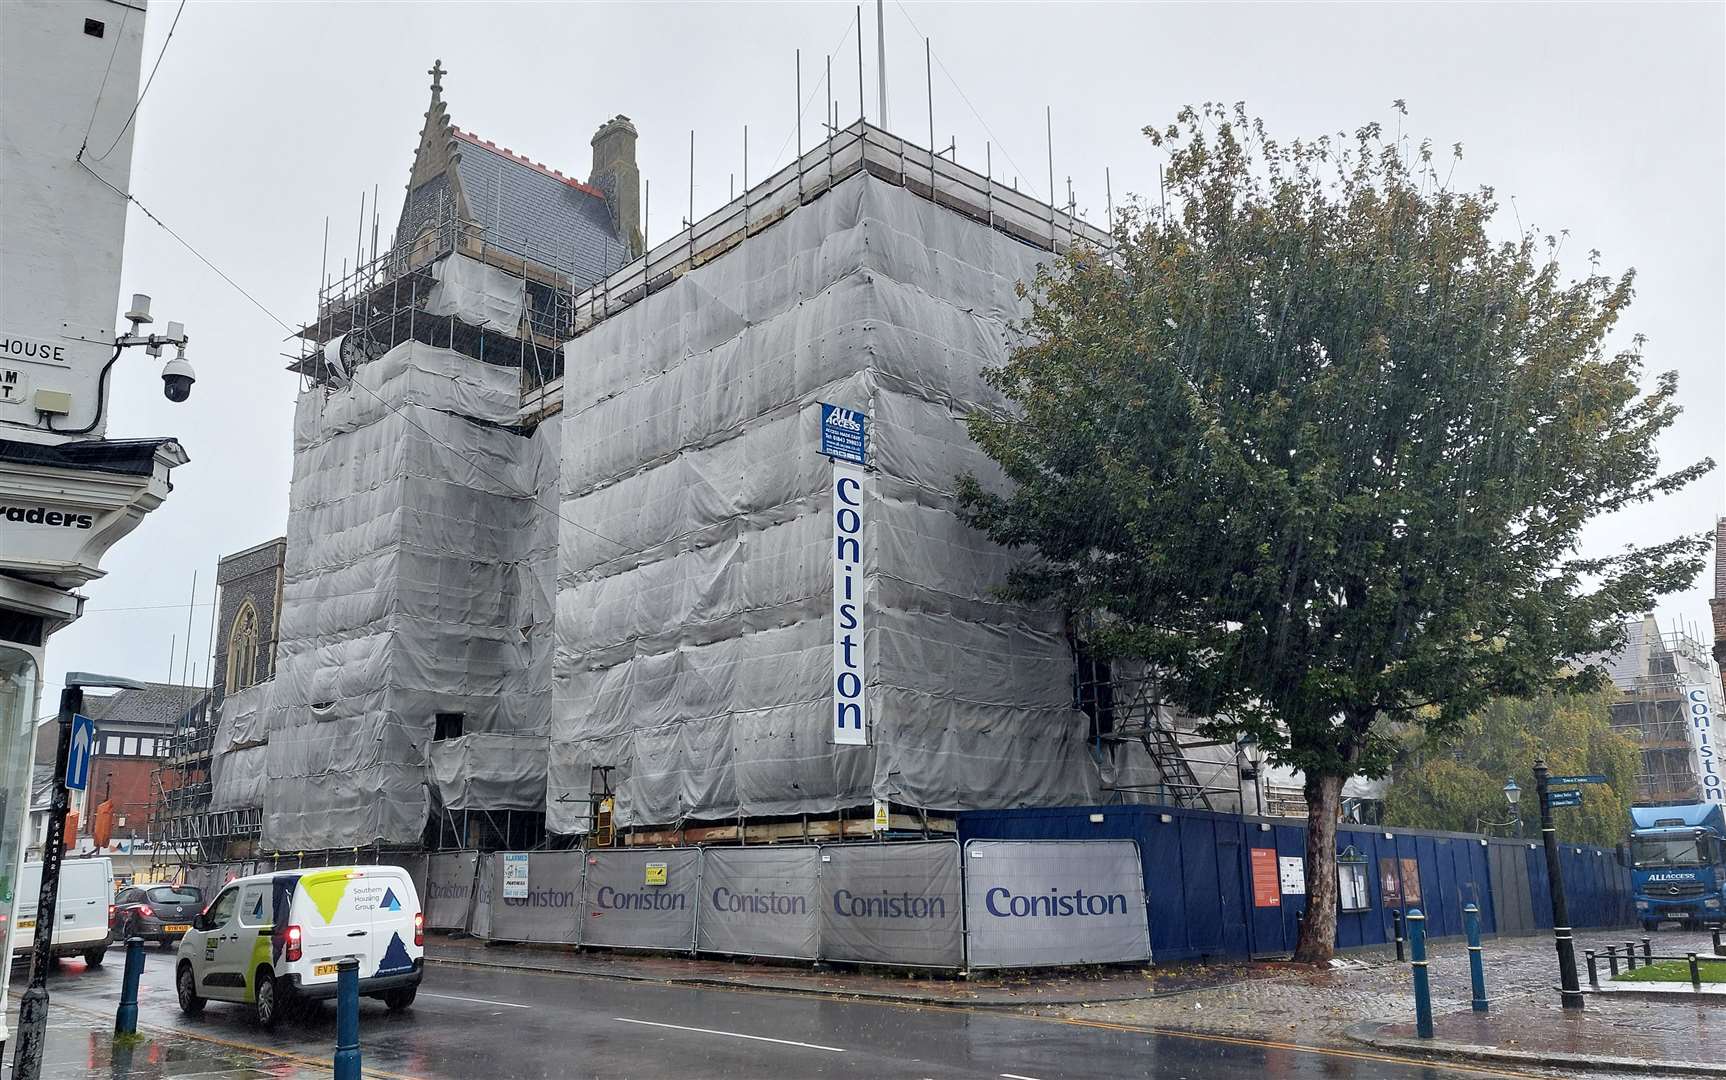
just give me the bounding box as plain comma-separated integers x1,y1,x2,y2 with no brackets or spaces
78,682,208,732
451,128,631,289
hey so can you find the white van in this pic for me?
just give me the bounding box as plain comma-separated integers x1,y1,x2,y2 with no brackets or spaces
11,857,115,967
176,865,423,1027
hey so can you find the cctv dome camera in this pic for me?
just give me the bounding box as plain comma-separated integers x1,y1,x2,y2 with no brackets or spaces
161,354,196,402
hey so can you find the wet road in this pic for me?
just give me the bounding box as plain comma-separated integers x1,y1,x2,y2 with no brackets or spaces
17,949,1528,1079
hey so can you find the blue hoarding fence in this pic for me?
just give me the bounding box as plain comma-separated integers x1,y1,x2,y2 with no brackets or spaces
958,803,1634,964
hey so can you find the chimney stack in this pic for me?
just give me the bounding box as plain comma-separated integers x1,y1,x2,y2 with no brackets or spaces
590,115,642,257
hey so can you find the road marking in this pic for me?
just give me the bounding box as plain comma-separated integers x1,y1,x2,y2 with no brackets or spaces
421,991,532,1009
1002,1074,1044,1080
614,1016,847,1052
424,962,1540,1080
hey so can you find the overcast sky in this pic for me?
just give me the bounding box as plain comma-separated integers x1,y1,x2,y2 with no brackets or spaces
47,0,1725,705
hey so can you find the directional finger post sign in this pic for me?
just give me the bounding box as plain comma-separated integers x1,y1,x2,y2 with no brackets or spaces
65,714,95,791
1545,790,1583,808
1549,775,1607,786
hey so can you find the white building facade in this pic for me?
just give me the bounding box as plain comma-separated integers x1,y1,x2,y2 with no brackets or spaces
0,2,188,1035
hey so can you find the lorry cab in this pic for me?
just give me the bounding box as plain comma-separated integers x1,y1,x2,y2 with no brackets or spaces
10,857,114,968
1630,804,1726,931
175,865,423,1027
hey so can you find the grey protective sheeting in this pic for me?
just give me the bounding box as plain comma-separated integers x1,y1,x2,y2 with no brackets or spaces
244,341,560,850
549,171,1103,834
469,853,495,939
818,841,962,968
424,851,480,930
428,734,550,811
694,846,821,960
485,851,582,943
962,840,1151,969
579,848,700,950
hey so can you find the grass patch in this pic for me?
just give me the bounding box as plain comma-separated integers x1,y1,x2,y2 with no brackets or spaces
1613,958,1726,983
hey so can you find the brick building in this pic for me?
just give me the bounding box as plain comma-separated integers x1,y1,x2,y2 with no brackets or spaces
28,681,205,866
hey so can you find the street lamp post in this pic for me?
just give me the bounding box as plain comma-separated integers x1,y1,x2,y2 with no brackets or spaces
1533,759,1584,1009
1503,778,1522,839
14,673,143,1080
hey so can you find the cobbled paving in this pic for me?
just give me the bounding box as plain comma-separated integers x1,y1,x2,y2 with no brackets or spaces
1045,927,1723,1076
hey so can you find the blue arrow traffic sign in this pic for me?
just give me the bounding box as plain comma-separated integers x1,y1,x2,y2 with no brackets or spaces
65,715,95,791
1548,774,1607,786
1545,790,1583,807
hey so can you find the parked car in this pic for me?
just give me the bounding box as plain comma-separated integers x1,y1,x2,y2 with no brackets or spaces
11,857,114,968
176,864,423,1027
112,883,204,947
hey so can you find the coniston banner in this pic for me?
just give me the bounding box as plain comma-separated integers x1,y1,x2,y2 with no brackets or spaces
962,840,1150,968
832,462,868,745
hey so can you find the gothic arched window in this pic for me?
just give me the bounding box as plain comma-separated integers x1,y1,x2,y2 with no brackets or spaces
226,600,260,695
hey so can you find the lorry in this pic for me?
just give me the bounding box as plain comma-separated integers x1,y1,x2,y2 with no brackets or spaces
1630,803,1726,931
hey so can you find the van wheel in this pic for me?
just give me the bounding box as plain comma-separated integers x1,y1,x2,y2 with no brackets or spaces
383,986,417,1012
177,963,206,1015
83,948,105,968
254,967,287,1029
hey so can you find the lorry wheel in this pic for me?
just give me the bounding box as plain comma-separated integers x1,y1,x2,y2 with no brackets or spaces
1641,920,1659,932
383,986,417,1012
83,948,105,968
177,963,206,1015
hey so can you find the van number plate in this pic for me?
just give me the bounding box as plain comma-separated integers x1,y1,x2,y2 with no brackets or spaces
314,963,340,976
16,918,34,930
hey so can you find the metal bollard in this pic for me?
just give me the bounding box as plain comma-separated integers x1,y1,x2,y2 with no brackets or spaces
1392,908,1405,962
1606,945,1619,977
1585,949,1598,989
1690,953,1702,990
1625,941,1637,971
1464,903,1489,1011
1641,937,1652,963
114,936,145,1036
334,956,361,1080
1408,908,1433,1039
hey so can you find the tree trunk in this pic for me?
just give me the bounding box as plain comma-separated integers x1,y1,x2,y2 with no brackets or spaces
1292,771,1345,964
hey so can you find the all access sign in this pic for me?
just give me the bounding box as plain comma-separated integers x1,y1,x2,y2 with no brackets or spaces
819,403,867,466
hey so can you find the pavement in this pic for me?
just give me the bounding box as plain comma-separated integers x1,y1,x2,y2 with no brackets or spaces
425,932,1247,1005
11,942,1544,1079
1025,926,1725,1076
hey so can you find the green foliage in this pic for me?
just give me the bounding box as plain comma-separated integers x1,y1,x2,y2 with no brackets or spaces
1382,692,1638,847
958,102,1713,781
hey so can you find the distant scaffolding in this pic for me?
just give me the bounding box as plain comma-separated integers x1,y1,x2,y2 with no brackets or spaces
1610,627,1714,806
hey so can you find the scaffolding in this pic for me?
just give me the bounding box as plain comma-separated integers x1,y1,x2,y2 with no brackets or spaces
1609,628,1715,806
292,194,584,391
1074,659,1242,811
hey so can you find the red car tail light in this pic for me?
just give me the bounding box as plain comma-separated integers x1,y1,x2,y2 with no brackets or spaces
284,924,303,962
137,905,153,918
413,911,424,947
108,904,115,922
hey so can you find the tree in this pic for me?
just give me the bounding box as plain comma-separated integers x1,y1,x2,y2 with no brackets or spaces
957,103,1713,962
1382,692,1638,848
